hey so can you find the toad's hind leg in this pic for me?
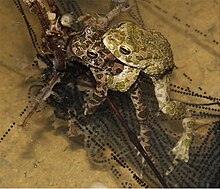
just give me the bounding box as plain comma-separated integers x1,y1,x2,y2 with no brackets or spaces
129,81,152,176
151,75,194,165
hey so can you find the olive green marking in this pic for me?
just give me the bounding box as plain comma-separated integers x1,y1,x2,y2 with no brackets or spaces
82,55,89,61
81,44,87,50
126,23,133,35
136,28,144,36
96,89,105,95
115,81,126,90
107,76,114,85
187,121,194,128
107,39,117,50
114,50,121,58
133,74,138,80
137,55,144,61
183,139,191,147
76,50,83,56
134,59,140,65
125,56,132,62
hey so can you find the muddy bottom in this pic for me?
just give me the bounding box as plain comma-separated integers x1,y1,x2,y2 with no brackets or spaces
0,0,219,187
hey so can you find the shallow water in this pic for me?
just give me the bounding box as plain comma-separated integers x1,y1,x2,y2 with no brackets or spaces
0,0,219,187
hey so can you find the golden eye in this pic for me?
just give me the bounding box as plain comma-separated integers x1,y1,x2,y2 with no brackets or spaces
119,45,131,55
87,50,98,59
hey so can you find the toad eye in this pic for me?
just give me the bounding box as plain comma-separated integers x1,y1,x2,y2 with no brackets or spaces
119,45,131,55
87,50,98,59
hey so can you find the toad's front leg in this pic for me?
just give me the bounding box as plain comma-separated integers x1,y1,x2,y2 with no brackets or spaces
77,3,130,29
129,80,151,160
129,80,148,123
84,68,108,115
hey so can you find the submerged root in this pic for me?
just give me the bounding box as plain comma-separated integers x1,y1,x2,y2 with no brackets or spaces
20,72,62,127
